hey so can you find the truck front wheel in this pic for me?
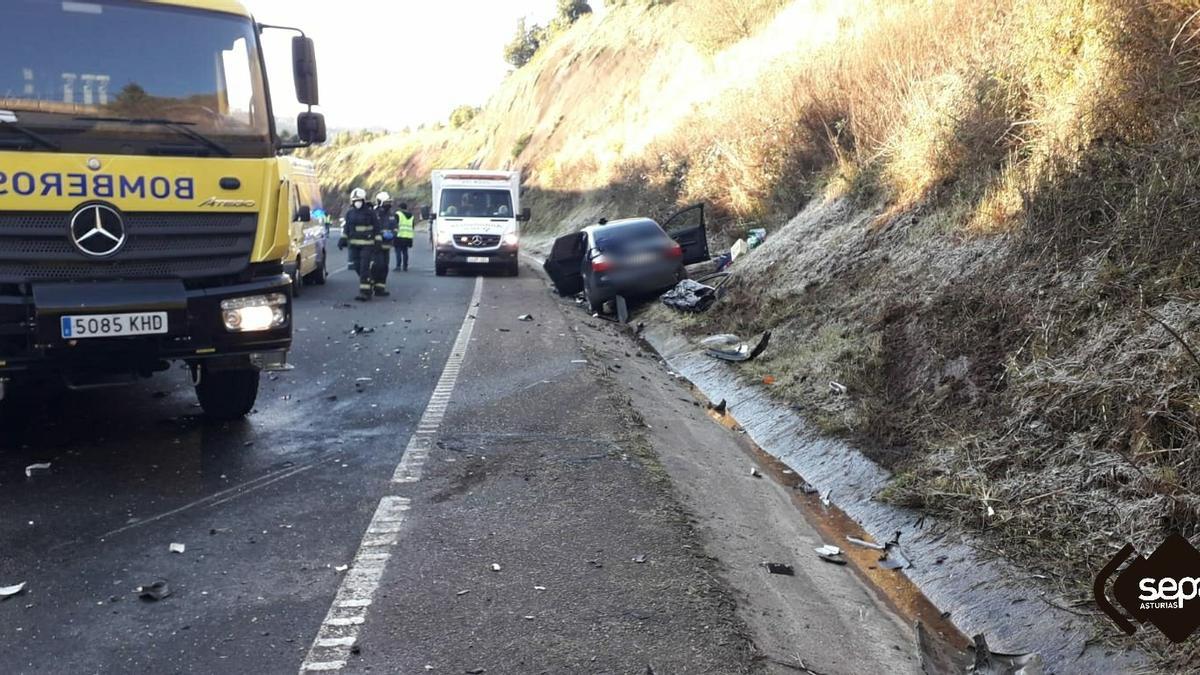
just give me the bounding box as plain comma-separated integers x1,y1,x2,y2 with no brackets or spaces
195,367,260,421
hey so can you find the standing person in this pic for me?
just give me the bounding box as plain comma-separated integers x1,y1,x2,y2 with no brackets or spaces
394,202,415,271
373,192,396,297
338,187,379,301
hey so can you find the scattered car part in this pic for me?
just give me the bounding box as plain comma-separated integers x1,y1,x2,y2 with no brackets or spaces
764,562,795,576
137,581,171,601
661,279,717,312
829,381,848,395
169,543,186,554
701,332,771,362
846,536,885,551
24,463,51,477
0,582,27,599
517,314,533,322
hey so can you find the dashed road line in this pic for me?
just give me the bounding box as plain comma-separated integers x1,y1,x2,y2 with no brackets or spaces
299,276,483,673
392,278,481,484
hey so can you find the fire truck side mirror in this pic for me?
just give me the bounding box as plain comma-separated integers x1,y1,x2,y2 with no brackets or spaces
292,36,320,106
297,112,326,144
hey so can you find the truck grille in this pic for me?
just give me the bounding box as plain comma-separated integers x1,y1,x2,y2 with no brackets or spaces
455,234,501,248
0,211,257,283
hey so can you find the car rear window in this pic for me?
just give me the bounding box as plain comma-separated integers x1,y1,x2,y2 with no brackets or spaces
594,221,669,253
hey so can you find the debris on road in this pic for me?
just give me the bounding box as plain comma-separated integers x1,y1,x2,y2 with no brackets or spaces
749,467,763,479
763,562,795,576
0,582,27,599
701,332,771,362
762,375,777,385
730,239,750,261
846,536,885,551
815,545,847,565
707,398,727,415
918,623,1044,675
879,532,912,570
491,563,502,572
820,489,833,507
334,565,349,572
660,279,717,313
137,581,171,601
350,323,375,335
169,543,186,554
355,377,373,383
24,463,51,477
534,586,547,591
632,554,648,564
456,590,470,596
466,669,486,674
829,381,848,395
518,314,534,322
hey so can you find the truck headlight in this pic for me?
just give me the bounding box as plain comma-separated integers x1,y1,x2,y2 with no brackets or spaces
221,293,288,332
503,232,519,246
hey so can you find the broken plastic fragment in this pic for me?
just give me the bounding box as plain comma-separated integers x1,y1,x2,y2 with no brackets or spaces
491,563,502,572
815,545,848,565
334,564,349,572
829,381,848,395
846,536,885,551
456,589,470,596
137,581,171,601
660,279,717,313
701,332,771,362
169,543,186,554
518,314,533,321
749,467,763,479
632,554,647,564
764,562,795,576
24,463,51,477
0,582,27,599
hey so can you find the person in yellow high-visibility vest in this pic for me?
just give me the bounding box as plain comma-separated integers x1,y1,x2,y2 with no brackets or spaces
394,202,415,271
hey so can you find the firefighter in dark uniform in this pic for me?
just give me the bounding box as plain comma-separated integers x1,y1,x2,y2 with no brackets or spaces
373,191,396,297
338,187,380,301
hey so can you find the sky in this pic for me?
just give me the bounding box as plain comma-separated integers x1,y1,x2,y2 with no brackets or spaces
245,0,607,131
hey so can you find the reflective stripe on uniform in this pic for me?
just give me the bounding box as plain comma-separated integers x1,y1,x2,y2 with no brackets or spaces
349,239,374,246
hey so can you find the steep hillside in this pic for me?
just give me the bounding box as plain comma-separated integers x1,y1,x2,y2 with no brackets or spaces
307,0,1200,663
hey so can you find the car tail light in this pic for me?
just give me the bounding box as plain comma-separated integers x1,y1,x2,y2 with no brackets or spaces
666,243,683,259
591,255,613,273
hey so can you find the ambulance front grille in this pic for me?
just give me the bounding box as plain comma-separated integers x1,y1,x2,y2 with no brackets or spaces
0,211,258,283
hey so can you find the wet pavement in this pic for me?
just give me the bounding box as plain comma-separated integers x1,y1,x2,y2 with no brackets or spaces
0,240,925,674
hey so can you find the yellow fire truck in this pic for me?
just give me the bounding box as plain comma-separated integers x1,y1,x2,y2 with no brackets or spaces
0,0,326,419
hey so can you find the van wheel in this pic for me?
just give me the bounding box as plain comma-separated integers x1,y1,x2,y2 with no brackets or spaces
309,253,328,285
506,261,520,277
196,368,260,421
435,262,447,276
292,259,303,297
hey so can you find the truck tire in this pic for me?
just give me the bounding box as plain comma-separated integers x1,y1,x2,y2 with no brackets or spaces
435,262,447,276
196,368,260,421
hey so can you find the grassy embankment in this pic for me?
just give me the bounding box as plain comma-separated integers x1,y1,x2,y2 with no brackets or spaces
307,0,1200,662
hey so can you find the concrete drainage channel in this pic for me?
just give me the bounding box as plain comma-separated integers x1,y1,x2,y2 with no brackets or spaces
642,324,1146,673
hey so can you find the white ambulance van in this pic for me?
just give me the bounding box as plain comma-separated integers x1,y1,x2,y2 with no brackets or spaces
425,170,529,276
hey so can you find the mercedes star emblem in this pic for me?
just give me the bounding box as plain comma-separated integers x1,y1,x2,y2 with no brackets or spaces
470,235,483,246
69,204,126,257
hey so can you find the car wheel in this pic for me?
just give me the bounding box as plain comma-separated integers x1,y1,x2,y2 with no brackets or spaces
314,252,328,285
195,367,260,421
584,280,605,314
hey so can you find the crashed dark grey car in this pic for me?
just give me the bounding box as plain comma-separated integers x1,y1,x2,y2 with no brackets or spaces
544,204,710,312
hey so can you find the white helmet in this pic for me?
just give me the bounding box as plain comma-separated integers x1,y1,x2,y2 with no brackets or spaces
376,191,391,205
350,187,367,202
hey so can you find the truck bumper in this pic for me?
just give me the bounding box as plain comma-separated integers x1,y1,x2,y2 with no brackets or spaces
0,275,292,382
435,245,518,270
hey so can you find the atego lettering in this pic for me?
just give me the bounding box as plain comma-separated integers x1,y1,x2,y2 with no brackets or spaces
0,172,194,200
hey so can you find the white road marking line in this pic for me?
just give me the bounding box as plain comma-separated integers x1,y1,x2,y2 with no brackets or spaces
300,276,484,673
393,276,482,484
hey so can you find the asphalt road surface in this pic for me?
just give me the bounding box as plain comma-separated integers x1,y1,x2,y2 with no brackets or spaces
0,238,920,674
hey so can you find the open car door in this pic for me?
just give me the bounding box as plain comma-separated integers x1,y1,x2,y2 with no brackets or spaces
543,232,587,296
662,203,709,265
